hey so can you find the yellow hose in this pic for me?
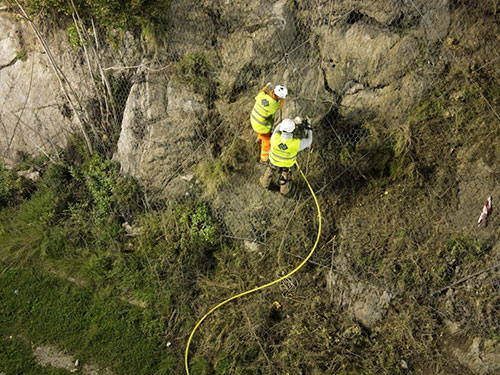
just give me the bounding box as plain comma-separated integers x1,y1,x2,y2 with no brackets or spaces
185,162,322,374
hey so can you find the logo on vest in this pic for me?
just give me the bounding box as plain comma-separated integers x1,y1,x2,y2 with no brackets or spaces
261,99,269,107
278,143,288,150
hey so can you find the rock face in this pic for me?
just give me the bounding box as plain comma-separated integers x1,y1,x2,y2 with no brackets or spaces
103,0,454,236
0,12,93,165
113,71,209,198
449,337,500,375
216,0,297,99
326,256,392,328
2,1,452,178
315,2,447,122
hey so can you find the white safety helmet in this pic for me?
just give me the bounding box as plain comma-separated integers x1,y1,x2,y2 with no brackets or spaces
280,118,295,133
274,85,288,99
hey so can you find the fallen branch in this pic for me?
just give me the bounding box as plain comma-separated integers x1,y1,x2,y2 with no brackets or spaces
431,261,500,296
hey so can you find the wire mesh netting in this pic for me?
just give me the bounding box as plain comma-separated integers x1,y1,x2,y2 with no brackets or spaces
2,0,500,374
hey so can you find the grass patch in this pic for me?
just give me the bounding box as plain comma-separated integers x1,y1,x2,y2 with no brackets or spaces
174,52,213,96
0,266,176,375
196,159,228,196
0,162,25,207
0,336,70,375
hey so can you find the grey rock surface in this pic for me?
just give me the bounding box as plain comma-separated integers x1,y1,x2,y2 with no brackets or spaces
114,71,209,198
453,337,500,375
0,13,93,164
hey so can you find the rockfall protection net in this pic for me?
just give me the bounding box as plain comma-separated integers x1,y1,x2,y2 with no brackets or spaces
3,0,500,373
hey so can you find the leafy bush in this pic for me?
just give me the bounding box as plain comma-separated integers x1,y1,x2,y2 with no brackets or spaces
24,0,171,52
66,23,83,50
180,203,218,247
0,163,18,206
69,153,142,223
175,53,212,94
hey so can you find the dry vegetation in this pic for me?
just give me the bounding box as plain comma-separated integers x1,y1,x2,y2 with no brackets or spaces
1,1,500,375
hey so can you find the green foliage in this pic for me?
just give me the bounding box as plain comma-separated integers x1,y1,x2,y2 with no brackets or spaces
447,235,485,262
79,154,116,219
136,201,219,267
25,0,171,53
0,266,175,375
175,53,212,94
68,153,141,223
196,158,227,196
180,203,218,246
0,337,69,375
407,89,446,123
0,187,69,262
66,24,82,50
215,356,232,374
16,151,50,171
430,235,486,283
15,48,28,62
190,356,213,375
25,0,74,16
0,163,20,206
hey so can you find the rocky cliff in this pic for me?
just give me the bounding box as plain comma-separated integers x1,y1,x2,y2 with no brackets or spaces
2,0,500,374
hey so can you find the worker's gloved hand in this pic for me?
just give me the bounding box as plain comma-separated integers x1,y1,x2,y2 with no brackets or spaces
294,116,303,125
266,82,273,88
304,116,313,130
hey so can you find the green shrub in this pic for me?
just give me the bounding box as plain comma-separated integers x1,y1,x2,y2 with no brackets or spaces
196,159,227,196
0,163,17,206
66,23,83,50
25,0,171,52
175,53,212,94
181,203,217,246
69,153,141,223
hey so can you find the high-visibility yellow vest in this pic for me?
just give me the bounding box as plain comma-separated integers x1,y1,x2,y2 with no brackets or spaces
250,91,280,133
270,132,301,168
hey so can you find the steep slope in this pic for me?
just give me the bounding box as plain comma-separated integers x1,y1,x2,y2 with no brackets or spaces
1,0,500,374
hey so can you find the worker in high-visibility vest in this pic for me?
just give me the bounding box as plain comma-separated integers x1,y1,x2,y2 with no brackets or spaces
260,117,313,195
250,83,287,163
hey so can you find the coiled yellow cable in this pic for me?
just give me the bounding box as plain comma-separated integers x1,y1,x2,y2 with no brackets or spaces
185,162,322,374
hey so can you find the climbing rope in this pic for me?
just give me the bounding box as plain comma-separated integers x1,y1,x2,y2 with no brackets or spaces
184,161,322,374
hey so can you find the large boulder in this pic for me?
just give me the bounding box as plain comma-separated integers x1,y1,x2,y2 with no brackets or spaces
313,0,450,122
326,255,392,328
451,337,500,375
318,22,421,122
0,13,93,165
113,71,209,198
216,0,297,100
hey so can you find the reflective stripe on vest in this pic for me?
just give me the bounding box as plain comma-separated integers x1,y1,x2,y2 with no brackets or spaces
250,91,279,133
270,132,301,168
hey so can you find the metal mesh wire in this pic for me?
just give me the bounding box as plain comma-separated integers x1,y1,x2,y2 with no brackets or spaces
2,0,500,373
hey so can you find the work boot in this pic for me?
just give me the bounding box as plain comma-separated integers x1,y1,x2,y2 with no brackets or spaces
279,170,292,195
260,166,273,189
